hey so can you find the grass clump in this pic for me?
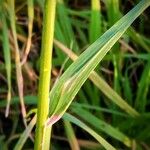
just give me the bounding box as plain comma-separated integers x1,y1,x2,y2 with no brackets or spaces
0,0,150,149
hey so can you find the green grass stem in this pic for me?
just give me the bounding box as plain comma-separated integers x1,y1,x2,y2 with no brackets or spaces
34,0,56,149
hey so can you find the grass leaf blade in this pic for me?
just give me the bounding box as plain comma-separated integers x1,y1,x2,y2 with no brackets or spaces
63,113,116,150
48,0,149,120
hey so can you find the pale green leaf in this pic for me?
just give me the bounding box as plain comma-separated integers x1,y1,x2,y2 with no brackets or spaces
47,0,150,124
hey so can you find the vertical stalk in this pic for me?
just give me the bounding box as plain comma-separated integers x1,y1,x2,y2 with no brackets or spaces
89,0,101,43
21,0,34,65
34,0,56,149
8,0,26,121
64,120,80,150
106,0,121,124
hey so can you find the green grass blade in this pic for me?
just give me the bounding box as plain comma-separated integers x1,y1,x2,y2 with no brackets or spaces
122,75,133,105
21,0,34,65
89,0,101,43
88,0,102,106
127,28,150,52
64,120,80,150
63,113,116,150
135,60,150,112
89,72,139,116
54,21,67,64
0,5,11,117
67,9,90,19
105,0,120,26
47,0,149,123
56,0,78,52
54,39,139,116
103,0,149,52
72,102,128,117
14,115,37,150
71,106,132,147
106,0,121,100
54,0,80,67
7,0,26,120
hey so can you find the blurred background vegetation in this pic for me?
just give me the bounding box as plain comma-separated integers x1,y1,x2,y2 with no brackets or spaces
0,0,150,149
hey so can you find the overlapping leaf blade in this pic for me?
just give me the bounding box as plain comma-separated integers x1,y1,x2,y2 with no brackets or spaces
47,0,150,125
54,39,139,116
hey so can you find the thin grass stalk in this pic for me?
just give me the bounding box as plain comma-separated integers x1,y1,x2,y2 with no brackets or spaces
7,0,26,121
34,0,56,149
106,0,120,93
64,120,80,150
89,0,101,43
56,0,79,52
135,60,150,112
106,0,121,124
88,0,102,106
14,115,37,150
106,0,120,26
21,0,34,65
